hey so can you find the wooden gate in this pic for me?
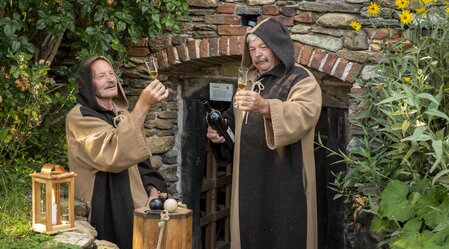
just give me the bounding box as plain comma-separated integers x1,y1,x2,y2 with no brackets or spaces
200,144,231,249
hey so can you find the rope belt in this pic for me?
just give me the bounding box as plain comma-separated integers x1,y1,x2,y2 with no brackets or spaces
156,210,170,249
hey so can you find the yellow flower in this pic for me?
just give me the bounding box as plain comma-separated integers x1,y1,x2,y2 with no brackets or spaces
367,2,381,16
396,0,410,9
416,7,425,14
416,7,427,17
351,21,362,30
403,77,411,83
420,0,431,5
446,7,449,13
399,10,413,24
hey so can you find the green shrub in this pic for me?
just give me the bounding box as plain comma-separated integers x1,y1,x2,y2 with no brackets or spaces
327,1,449,248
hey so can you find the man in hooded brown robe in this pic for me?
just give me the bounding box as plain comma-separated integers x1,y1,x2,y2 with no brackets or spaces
66,56,168,249
207,18,322,249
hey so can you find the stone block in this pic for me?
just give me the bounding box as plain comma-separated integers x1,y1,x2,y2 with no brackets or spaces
217,3,236,14
95,240,120,249
262,5,280,15
294,12,315,24
74,198,88,217
52,231,95,248
204,14,241,25
217,25,248,36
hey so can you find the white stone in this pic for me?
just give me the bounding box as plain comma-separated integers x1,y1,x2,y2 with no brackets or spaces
95,240,120,249
248,0,275,5
75,220,98,237
53,231,95,248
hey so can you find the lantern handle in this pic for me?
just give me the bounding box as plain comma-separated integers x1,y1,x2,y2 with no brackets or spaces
41,164,66,175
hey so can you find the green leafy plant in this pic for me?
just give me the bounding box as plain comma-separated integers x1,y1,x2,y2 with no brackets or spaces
325,1,449,248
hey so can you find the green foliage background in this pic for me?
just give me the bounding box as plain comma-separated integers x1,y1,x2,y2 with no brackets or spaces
0,0,188,246
327,2,449,248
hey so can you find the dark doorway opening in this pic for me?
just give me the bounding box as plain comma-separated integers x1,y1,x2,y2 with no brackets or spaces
178,71,234,249
315,107,348,249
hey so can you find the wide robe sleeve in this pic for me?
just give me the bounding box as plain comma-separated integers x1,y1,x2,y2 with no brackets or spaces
263,76,321,149
67,112,152,173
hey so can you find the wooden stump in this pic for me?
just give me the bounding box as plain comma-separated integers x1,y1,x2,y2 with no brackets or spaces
133,207,192,249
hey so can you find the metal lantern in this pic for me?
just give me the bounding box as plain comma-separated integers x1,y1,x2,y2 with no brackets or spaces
29,164,77,234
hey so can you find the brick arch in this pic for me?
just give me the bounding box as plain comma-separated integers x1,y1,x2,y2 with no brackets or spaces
150,36,361,83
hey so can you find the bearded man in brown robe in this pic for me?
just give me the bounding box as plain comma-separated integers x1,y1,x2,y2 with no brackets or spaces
207,18,322,249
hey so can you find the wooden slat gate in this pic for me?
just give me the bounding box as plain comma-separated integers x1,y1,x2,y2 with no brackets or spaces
200,143,232,249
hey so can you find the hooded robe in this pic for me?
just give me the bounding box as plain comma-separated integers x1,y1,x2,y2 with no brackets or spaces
66,56,166,249
214,18,322,249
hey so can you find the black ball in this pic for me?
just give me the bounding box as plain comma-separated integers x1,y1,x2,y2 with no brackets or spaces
149,198,164,210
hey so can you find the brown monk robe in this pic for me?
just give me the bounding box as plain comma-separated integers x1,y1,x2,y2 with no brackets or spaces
208,18,322,249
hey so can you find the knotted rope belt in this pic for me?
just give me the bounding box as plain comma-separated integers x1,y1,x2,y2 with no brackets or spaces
156,210,170,249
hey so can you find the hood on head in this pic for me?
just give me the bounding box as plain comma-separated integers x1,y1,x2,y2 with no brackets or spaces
241,18,295,74
75,56,128,112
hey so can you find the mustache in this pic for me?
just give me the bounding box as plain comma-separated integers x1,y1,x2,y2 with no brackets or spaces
255,56,268,64
105,81,117,89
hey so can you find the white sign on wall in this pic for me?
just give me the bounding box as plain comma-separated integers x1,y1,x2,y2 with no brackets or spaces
209,83,234,102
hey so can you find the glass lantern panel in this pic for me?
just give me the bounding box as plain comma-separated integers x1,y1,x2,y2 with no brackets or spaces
38,181,70,225
59,181,70,223
38,183,47,223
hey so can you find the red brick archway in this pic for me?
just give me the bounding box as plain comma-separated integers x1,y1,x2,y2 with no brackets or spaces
139,36,361,83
